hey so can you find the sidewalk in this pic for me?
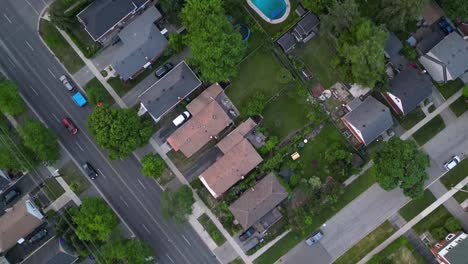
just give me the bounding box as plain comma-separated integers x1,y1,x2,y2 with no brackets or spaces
44,176,82,212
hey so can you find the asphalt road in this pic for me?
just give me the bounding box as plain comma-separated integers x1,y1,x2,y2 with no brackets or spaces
0,0,218,263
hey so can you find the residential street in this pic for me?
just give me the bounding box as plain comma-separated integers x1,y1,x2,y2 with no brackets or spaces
0,0,218,263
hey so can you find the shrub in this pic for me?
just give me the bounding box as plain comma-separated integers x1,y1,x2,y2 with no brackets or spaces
444,217,461,233
259,136,279,155
432,227,448,241
243,93,266,117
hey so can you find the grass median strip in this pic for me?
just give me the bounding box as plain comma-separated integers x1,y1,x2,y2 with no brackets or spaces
368,236,425,264
198,213,226,246
399,190,436,221
440,159,468,203
449,97,468,117
412,115,445,145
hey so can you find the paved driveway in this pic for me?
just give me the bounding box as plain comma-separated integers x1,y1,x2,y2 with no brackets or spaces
277,240,331,264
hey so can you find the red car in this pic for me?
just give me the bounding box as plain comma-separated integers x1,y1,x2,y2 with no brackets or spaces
62,117,78,135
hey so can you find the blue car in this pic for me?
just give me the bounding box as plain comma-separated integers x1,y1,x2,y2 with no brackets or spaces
72,92,87,107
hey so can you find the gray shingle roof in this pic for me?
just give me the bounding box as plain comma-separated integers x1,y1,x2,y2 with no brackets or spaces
444,235,468,264
343,96,393,145
139,61,201,121
294,12,319,37
277,32,296,53
21,237,77,264
384,32,403,65
77,0,148,40
389,66,433,115
112,6,168,80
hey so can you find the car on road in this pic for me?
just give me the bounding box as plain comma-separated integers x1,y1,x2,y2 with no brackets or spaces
444,155,461,171
72,92,88,107
155,62,174,78
61,117,78,135
28,228,48,244
3,188,20,206
82,162,98,180
305,230,323,246
239,227,255,242
172,111,191,127
59,75,74,91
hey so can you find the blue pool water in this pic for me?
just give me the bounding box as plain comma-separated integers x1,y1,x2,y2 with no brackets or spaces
251,0,287,19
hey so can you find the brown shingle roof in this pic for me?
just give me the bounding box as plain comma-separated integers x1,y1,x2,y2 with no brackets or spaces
229,173,288,229
217,118,257,154
0,195,43,253
199,139,263,198
186,83,223,115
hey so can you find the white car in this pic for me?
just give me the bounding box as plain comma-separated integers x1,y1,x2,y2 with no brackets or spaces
59,75,74,91
172,111,191,126
444,156,461,171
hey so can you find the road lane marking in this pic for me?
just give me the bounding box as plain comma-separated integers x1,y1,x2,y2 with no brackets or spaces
25,41,34,51
29,85,38,95
142,224,151,234
47,68,56,79
24,0,39,15
3,14,12,24
75,142,84,151
137,179,147,190
166,254,175,264
182,235,191,246
119,195,129,208
7,58,16,68
97,169,106,178
52,113,60,122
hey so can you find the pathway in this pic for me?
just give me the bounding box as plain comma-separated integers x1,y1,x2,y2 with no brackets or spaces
430,86,457,126
44,176,82,212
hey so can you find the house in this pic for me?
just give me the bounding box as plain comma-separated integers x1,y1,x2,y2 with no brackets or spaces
384,66,433,115
0,195,44,253
276,12,319,53
341,96,394,146
277,32,296,53
431,232,468,264
21,237,77,264
199,118,263,198
166,84,232,158
419,32,468,83
77,0,150,44
111,6,168,81
229,173,288,230
138,61,201,122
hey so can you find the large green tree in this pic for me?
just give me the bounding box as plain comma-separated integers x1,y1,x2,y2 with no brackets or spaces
100,238,155,264
87,106,154,159
160,0,185,23
160,186,193,224
0,79,26,116
372,0,426,31
181,0,245,82
141,153,166,178
373,138,430,198
302,0,334,14
19,119,60,164
442,0,468,21
320,0,360,38
72,197,118,242
333,18,387,88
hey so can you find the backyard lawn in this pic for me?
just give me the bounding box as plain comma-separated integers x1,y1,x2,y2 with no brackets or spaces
333,221,395,264
433,79,464,99
368,237,425,264
39,19,84,73
198,213,226,246
412,115,445,145
59,161,90,196
399,107,425,130
449,97,468,117
440,159,468,203
399,190,436,221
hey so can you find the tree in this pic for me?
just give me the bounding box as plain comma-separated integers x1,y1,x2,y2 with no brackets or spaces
320,0,360,38
72,198,118,241
300,176,322,194
302,0,334,14
444,217,461,233
442,0,468,21
160,186,193,224
332,18,387,88
166,33,186,56
181,0,245,82
87,106,154,159
100,238,155,264
373,138,430,198
160,0,185,23
243,93,266,117
371,0,426,31
19,119,60,164
0,79,26,116
141,153,166,178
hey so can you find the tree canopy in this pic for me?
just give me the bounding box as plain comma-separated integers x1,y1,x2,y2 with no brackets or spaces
160,0,185,23
181,0,245,82
372,0,426,31
333,18,387,88
160,186,193,224
19,119,59,164
87,106,154,159
100,238,154,264
72,198,119,241
141,153,166,178
0,79,26,116
373,138,430,198
320,0,360,38
441,0,468,21
302,0,334,14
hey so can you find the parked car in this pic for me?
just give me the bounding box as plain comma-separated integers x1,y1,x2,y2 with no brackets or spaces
239,227,255,242
61,117,78,135
72,92,88,107
82,162,98,180
438,18,454,34
59,75,74,91
28,229,48,244
3,188,20,206
172,111,191,127
305,230,323,246
155,62,174,78
444,156,461,171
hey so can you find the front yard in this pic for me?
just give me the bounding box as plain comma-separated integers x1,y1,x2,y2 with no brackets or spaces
433,79,464,99
59,161,90,196
449,97,468,117
399,107,425,130
368,237,425,264
412,115,445,145
399,190,436,221
440,159,468,203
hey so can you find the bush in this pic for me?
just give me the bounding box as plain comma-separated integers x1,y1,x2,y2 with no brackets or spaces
444,217,461,233
276,68,292,84
259,136,279,155
166,33,186,56
431,227,448,241
141,153,166,178
243,93,266,117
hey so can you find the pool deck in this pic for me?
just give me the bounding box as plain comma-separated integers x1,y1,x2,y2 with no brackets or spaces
246,0,291,24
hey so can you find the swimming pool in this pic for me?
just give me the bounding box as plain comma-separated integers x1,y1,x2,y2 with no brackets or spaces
247,0,290,24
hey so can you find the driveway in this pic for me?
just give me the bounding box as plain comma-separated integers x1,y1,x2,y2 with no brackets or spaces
277,240,331,264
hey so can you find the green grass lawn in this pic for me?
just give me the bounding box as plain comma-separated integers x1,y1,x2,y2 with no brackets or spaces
333,221,395,264
368,236,425,264
294,34,338,88
68,21,101,58
39,19,84,73
399,190,436,221
262,84,310,139
59,161,90,196
413,206,452,234
226,47,291,114
84,77,114,105
198,213,226,246
433,79,464,99
42,178,65,201
399,107,426,130
449,97,468,117
412,115,445,145
440,159,468,203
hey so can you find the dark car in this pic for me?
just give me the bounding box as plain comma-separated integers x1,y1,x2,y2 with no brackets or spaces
154,62,174,78
82,162,98,180
3,188,20,206
239,227,255,242
305,230,323,246
61,117,78,135
28,229,48,244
